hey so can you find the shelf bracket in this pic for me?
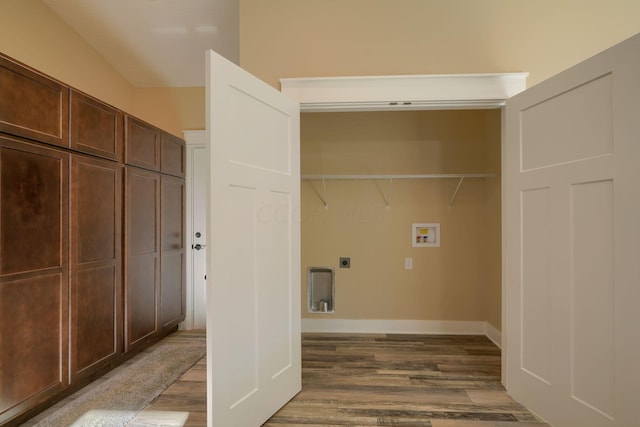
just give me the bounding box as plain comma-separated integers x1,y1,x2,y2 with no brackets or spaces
321,177,328,209
448,177,465,208
384,177,392,209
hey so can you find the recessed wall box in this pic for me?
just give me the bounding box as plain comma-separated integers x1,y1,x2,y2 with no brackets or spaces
307,267,335,314
412,223,440,247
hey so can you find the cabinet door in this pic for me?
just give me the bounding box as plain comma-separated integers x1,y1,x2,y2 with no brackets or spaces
0,55,69,147
161,175,186,331
124,166,160,352
70,90,124,161
160,132,185,178
125,116,160,171
0,136,69,423
70,155,122,382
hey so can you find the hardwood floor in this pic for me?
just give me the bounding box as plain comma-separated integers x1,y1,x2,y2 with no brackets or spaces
22,331,547,426
131,330,207,427
136,332,549,427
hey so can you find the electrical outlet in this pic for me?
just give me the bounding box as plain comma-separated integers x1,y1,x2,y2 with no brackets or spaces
404,257,413,270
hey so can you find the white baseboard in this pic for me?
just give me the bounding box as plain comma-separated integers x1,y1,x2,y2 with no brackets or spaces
302,318,481,335
483,322,502,349
301,318,502,347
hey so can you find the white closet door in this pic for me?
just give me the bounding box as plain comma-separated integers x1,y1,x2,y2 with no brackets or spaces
504,34,640,426
205,50,301,426
191,144,208,329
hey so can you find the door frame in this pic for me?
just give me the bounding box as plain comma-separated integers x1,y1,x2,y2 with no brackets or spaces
182,130,207,330
184,75,527,335
184,73,526,333
182,71,525,424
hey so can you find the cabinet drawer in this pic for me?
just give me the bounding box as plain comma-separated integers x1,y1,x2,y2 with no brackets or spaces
70,90,124,161
0,55,69,147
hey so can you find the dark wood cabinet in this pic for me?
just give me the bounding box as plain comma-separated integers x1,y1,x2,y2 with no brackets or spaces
125,116,161,171
161,175,186,330
125,168,187,349
0,136,69,423
161,131,185,178
0,52,185,425
70,90,124,161
125,166,161,352
0,56,69,148
70,155,123,383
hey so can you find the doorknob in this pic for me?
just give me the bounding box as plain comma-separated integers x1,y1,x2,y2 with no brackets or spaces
192,243,206,250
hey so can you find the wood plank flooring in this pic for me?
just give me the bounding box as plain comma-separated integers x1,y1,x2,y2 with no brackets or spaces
137,332,549,427
131,331,207,427
264,334,547,427
23,331,548,426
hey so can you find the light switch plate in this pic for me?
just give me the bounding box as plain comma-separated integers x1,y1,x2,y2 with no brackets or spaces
404,257,413,270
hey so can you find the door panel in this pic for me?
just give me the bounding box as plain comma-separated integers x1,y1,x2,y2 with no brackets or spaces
191,144,208,329
0,275,65,412
70,90,124,161
125,166,160,351
70,154,122,381
206,50,301,426
74,266,118,368
520,73,613,171
161,175,185,330
0,137,69,422
0,55,69,147
161,132,186,178
505,33,640,426
126,117,160,171
0,147,63,274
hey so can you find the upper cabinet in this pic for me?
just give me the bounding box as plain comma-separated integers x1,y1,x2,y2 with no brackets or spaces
125,116,185,177
160,132,185,178
0,56,69,147
70,90,124,162
126,116,161,171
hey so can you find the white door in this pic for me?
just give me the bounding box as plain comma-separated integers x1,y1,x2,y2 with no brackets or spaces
205,50,301,426
183,133,208,331
191,143,208,329
504,34,640,426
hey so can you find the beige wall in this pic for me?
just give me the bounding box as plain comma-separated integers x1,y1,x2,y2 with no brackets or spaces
240,0,640,89
133,87,205,137
4,0,637,329
241,0,640,331
483,113,502,330
0,0,135,112
0,0,201,137
301,110,501,325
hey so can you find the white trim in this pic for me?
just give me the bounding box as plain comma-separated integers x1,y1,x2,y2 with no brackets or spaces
280,73,528,112
183,129,206,145
484,322,502,349
301,319,487,335
180,130,206,330
301,173,496,180
302,319,502,347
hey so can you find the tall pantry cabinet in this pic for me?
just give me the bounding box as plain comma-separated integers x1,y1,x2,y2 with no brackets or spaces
0,54,186,425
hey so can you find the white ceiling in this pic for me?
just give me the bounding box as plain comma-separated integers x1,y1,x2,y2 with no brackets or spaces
43,0,239,87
